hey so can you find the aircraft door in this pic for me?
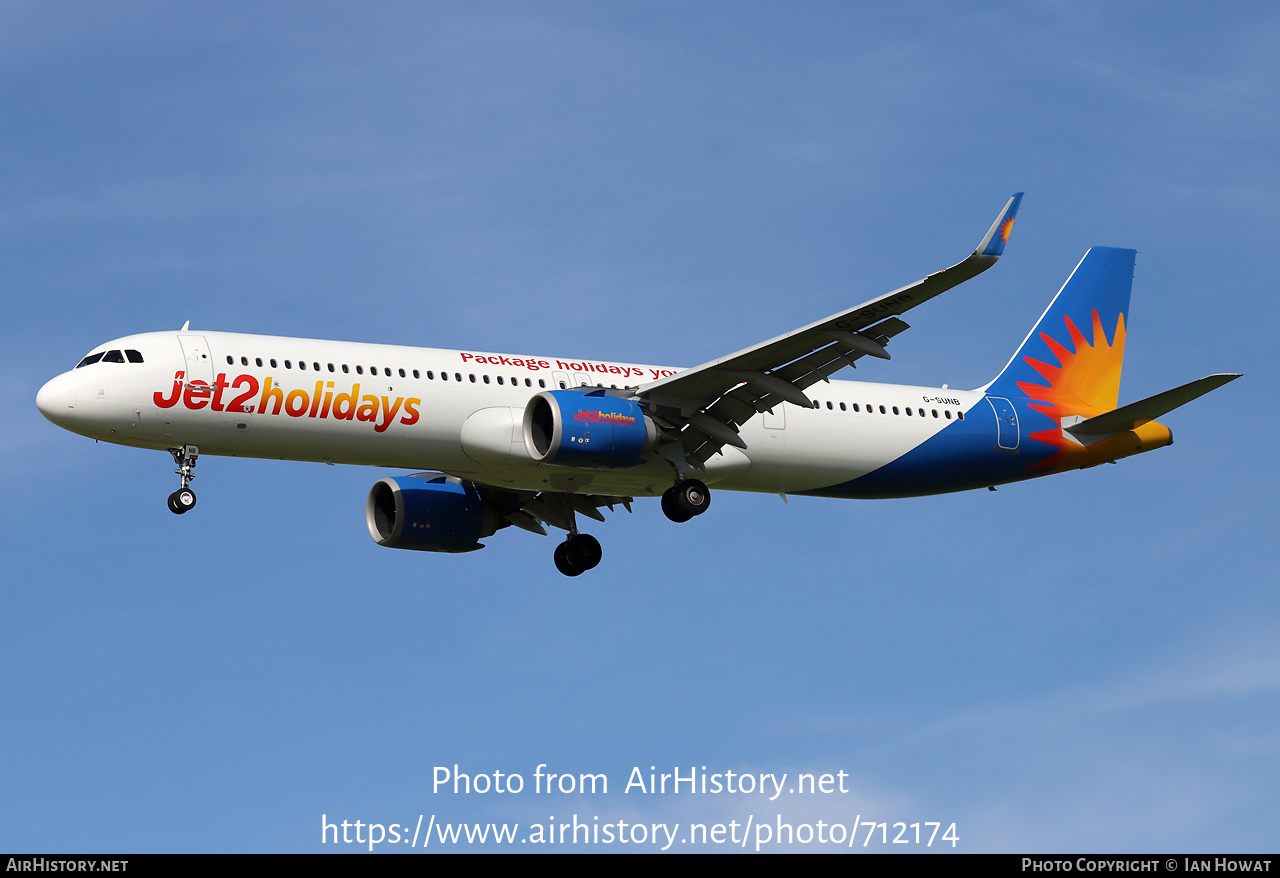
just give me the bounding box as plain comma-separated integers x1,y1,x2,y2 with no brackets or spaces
986,396,1020,452
177,334,214,383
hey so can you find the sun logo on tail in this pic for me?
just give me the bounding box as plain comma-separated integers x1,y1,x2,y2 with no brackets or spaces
1017,309,1125,469
998,216,1015,245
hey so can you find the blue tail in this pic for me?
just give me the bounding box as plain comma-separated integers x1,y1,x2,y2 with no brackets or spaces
984,246,1134,409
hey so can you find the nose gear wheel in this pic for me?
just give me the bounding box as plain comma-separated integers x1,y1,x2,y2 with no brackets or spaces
167,488,197,514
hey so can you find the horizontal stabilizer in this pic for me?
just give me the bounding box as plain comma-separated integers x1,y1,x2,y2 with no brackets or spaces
1066,373,1241,437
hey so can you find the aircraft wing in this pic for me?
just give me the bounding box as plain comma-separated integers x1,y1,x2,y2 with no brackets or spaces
635,193,1023,469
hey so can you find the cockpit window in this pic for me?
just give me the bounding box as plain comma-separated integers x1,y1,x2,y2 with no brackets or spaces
75,348,144,367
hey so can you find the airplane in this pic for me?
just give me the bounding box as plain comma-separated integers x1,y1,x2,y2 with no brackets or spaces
36,194,1240,576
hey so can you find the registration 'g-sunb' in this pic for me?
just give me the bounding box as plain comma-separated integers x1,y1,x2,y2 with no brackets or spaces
36,195,1240,575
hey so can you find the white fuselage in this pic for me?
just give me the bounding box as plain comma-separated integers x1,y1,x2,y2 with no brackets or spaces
37,330,985,498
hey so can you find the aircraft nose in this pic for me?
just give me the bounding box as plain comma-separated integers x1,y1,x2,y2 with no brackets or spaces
36,372,77,425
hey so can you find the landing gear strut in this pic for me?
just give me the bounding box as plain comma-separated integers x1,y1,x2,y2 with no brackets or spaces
167,445,199,515
661,478,711,523
554,533,603,577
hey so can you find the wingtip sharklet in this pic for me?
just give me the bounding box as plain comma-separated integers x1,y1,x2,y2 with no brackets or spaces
976,192,1024,258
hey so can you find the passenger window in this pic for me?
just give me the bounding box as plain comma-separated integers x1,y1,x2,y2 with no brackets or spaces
76,353,104,368
957,411,965,420
342,364,349,373
426,371,434,380
126,350,144,363
300,361,308,371
839,402,846,411
285,360,292,369
328,363,335,372
559,381,566,389
241,356,248,366
538,380,545,388
399,368,405,378
454,373,461,382
496,376,504,385
441,372,448,381
905,407,912,416
526,379,533,387
826,401,833,410
483,375,490,384
356,365,363,374
469,374,476,383
226,355,234,365
944,410,952,419
270,359,277,368
313,362,320,371
413,370,419,379
852,403,860,412
932,409,938,418
102,350,124,363
879,405,886,414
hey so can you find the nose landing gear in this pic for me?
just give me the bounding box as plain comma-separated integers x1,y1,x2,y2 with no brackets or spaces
661,478,711,523
166,445,199,515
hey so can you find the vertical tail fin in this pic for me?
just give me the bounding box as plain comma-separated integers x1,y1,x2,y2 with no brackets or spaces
983,246,1134,412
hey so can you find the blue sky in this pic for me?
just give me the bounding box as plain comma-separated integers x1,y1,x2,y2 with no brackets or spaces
3,1,1277,852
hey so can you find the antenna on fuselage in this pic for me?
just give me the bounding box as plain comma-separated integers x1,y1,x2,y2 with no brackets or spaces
180,320,190,331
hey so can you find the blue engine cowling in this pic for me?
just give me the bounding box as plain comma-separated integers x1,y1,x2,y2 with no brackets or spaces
365,475,500,552
522,389,658,467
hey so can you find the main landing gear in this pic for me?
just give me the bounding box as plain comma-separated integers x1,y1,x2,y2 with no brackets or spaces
166,445,199,515
661,478,711,523
538,493,604,577
549,479,710,574
553,533,603,577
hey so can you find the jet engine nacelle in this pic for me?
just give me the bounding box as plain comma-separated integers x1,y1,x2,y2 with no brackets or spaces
366,474,502,552
522,389,658,467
